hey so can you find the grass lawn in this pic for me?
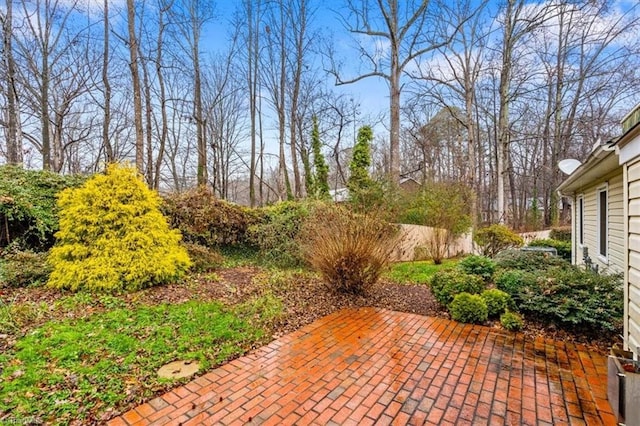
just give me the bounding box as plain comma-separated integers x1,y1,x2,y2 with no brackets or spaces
386,258,459,285
0,296,279,424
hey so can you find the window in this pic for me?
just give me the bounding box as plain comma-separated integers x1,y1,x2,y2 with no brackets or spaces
577,196,584,246
597,186,608,258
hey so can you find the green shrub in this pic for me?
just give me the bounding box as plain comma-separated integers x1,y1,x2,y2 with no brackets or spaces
247,201,313,267
429,269,485,306
449,292,488,324
0,250,51,287
396,182,472,264
299,204,400,294
528,238,571,261
550,226,572,242
494,249,569,272
494,269,538,304
517,267,623,333
162,187,255,248
474,224,524,257
500,311,524,331
47,163,191,292
458,255,496,282
0,165,85,251
480,289,513,317
183,242,223,272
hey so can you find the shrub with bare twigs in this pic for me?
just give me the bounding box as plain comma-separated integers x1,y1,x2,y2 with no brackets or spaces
300,204,401,294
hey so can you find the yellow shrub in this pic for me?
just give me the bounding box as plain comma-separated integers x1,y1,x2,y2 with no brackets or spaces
47,164,191,292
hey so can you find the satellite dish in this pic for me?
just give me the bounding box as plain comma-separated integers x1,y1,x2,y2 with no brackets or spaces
558,159,582,175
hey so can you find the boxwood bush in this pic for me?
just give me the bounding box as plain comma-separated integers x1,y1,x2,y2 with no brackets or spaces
429,269,485,306
500,311,524,331
480,288,513,317
449,292,488,324
458,255,496,282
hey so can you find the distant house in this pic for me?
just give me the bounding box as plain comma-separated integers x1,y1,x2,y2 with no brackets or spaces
329,177,422,203
558,103,640,356
329,187,349,203
399,177,421,193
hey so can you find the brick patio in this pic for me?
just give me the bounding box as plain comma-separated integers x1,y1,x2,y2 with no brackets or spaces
108,307,616,425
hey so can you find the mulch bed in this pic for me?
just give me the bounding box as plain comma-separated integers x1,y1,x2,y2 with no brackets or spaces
1,265,616,355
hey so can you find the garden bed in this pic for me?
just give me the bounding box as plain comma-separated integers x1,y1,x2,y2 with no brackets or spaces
0,264,618,424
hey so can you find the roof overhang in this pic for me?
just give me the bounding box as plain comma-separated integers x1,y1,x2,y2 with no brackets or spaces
557,141,620,196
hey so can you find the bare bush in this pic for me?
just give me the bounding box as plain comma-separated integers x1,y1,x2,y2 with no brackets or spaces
300,204,401,294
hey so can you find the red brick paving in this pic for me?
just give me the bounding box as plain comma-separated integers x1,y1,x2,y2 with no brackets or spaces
109,308,615,425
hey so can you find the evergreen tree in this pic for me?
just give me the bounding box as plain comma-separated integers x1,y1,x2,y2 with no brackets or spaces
348,125,374,193
311,116,330,199
48,163,191,292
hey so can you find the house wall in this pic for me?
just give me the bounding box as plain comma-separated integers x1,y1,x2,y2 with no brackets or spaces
574,169,624,274
626,158,640,354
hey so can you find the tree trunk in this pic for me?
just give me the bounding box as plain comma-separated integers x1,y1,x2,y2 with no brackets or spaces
2,0,21,165
154,0,171,190
102,0,114,163
126,0,144,174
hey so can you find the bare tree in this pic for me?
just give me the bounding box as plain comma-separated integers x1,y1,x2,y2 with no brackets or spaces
329,0,455,185
412,0,489,228
170,0,213,186
236,0,264,206
495,0,549,223
0,0,22,165
126,0,144,173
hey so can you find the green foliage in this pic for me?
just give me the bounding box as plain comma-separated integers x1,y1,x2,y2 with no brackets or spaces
0,249,51,288
0,165,85,251
309,116,330,199
0,301,265,423
347,125,389,212
458,255,496,282
398,182,472,236
500,311,524,331
183,242,224,272
495,256,623,333
386,259,458,285
397,182,472,264
517,267,623,333
474,224,524,257
494,249,569,272
246,201,312,267
494,269,538,304
429,269,485,306
348,126,373,192
300,204,400,294
162,186,255,248
480,289,513,317
449,292,488,324
550,226,572,242
47,163,191,292
528,238,571,261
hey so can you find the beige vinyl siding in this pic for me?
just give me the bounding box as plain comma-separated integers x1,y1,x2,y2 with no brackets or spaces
575,170,624,274
627,159,640,354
